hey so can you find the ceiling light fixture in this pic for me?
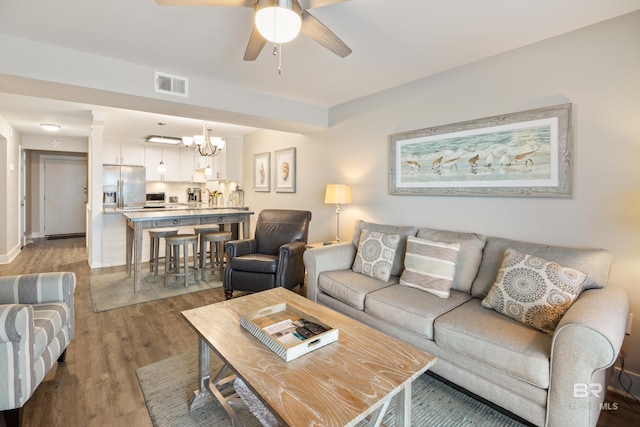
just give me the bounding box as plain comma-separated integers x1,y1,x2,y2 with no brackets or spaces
255,0,302,44
40,123,61,132
145,135,182,144
182,122,225,157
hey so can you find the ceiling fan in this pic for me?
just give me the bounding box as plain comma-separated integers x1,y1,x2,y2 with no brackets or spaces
155,0,352,61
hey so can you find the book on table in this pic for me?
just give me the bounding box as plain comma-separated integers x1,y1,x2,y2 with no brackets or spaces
240,302,339,362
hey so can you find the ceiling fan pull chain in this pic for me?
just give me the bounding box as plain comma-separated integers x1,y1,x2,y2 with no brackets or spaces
278,43,283,75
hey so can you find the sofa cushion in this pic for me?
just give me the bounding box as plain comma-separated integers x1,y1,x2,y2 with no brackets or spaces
318,270,397,310
471,236,611,299
434,299,552,388
352,229,400,282
365,285,472,339
352,220,418,277
482,249,586,334
416,228,486,293
32,302,69,360
399,236,460,298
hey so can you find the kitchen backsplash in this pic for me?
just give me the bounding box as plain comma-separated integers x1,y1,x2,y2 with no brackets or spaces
145,180,241,204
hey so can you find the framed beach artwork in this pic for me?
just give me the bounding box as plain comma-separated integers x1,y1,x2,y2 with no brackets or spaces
253,152,270,192
275,147,296,193
389,103,573,197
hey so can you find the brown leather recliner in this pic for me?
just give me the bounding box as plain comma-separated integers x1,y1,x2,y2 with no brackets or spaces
223,209,312,299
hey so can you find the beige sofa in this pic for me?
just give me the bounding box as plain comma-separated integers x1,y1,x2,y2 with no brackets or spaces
303,220,629,427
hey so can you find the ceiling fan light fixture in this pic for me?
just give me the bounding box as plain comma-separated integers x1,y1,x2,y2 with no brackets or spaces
255,0,302,44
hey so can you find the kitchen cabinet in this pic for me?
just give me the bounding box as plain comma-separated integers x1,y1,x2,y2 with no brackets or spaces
103,142,145,165
145,145,179,181
179,149,197,182
216,135,243,182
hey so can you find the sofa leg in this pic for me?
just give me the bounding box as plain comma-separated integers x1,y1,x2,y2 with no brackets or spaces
224,289,233,300
3,408,20,427
57,349,67,364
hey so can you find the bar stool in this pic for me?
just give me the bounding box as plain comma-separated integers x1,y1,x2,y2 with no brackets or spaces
164,234,198,287
148,228,179,275
193,225,220,268
199,231,232,281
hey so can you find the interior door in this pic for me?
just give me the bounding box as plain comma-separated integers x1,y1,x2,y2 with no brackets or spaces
44,157,88,236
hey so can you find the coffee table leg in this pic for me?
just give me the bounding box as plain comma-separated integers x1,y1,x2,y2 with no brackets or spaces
188,336,245,426
189,336,213,411
394,382,412,426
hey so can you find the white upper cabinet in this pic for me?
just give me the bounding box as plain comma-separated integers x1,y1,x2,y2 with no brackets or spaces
179,149,196,182
103,142,145,165
219,135,243,182
145,145,179,181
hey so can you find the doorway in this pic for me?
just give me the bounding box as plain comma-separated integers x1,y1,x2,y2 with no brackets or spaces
43,156,87,237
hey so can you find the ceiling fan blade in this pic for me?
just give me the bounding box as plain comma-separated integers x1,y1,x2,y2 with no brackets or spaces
244,26,267,61
154,0,254,6
300,10,351,58
298,0,350,10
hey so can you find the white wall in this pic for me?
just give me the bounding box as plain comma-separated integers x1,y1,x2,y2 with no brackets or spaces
0,114,20,263
243,12,640,375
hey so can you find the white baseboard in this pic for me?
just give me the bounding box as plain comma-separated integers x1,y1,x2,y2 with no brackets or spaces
609,366,640,398
0,242,21,265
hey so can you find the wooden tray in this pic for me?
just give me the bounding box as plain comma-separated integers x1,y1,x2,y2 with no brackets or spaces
240,302,339,362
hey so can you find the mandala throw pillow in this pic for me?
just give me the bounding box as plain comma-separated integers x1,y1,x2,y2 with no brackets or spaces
399,236,460,298
352,229,400,282
481,248,588,334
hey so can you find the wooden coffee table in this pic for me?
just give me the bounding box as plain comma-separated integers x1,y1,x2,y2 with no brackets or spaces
182,287,436,426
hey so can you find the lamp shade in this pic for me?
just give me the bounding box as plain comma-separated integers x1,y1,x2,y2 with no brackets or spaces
255,0,302,44
324,184,352,205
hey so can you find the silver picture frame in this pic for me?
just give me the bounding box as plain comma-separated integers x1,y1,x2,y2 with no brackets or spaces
389,103,573,197
275,147,296,193
253,152,270,192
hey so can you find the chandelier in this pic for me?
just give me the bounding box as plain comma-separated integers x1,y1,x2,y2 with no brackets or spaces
182,122,225,157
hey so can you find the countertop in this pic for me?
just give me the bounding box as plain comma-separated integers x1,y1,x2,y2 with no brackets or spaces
121,207,253,221
103,204,249,214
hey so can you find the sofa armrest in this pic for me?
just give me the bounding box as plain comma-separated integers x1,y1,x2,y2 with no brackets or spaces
547,286,630,427
0,304,35,410
0,272,76,305
303,243,356,302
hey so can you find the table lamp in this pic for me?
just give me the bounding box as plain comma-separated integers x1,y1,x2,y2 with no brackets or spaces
324,184,352,242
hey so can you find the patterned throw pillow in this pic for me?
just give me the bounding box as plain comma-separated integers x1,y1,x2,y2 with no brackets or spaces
399,236,460,298
352,229,400,282
482,248,588,334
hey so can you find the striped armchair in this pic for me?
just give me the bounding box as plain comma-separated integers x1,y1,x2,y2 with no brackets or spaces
0,272,76,427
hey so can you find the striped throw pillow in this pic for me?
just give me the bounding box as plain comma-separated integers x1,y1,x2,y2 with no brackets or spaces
400,236,460,298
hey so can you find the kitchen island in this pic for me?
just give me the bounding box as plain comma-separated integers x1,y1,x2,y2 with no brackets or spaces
123,208,254,292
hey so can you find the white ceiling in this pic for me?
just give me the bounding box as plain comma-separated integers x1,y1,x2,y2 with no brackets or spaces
0,0,638,142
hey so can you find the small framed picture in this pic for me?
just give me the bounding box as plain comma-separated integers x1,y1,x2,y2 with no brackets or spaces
275,147,296,193
253,152,270,192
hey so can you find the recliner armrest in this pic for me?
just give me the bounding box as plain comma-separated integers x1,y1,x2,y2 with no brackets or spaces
226,239,258,258
279,240,307,257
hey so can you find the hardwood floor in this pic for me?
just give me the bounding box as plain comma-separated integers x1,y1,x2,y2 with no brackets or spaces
1,238,638,426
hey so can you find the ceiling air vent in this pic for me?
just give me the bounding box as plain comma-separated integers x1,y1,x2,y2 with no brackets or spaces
155,71,188,97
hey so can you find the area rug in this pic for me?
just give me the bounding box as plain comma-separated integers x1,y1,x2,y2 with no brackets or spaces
90,270,222,312
136,352,528,427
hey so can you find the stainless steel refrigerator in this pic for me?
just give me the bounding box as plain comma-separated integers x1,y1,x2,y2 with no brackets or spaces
103,164,146,209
